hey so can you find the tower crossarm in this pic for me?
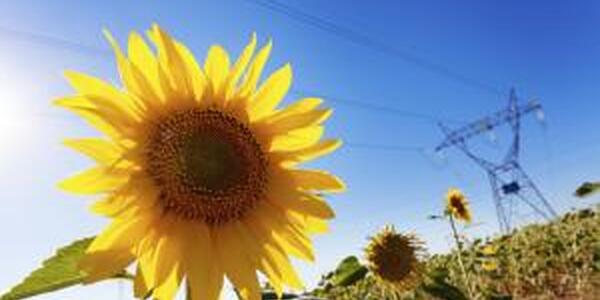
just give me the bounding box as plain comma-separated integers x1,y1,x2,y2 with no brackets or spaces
435,100,541,152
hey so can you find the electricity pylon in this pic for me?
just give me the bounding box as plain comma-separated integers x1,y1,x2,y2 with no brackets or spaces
435,89,557,232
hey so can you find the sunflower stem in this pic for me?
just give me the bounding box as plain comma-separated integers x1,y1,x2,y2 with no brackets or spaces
448,215,474,299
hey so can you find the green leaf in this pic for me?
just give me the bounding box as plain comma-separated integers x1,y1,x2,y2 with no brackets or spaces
261,290,299,299
0,237,94,300
592,242,600,271
330,256,368,287
428,267,450,282
421,271,469,300
421,280,469,300
574,182,600,198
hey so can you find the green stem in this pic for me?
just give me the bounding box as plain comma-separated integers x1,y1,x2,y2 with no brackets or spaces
449,215,474,299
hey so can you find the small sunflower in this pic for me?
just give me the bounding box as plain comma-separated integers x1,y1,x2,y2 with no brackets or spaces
365,226,425,294
445,188,472,223
481,260,498,272
56,24,344,300
481,244,498,256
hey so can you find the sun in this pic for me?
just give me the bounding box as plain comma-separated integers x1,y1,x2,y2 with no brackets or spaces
0,77,36,161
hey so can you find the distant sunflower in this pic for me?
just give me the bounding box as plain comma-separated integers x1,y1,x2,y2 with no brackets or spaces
365,226,425,294
481,260,498,272
481,244,498,256
56,24,344,300
445,188,472,223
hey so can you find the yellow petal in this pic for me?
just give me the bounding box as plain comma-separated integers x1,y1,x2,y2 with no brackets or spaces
54,96,137,138
175,41,207,101
204,45,231,98
90,195,135,218
63,138,123,166
127,32,163,101
262,243,304,291
215,223,261,300
134,265,150,299
80,249,134,283
273,139,342,165
289,212,329,234
238,40,272,97
289,169,345,192
150,24,193,97
137,232,160,289
58,166,129,195
81,216,150,282
103,30,152,109
248,64,292,121
269,126,324,152
90,179,158,217
184,223,224,300
258,202,315,262
232,221,283,295
153,263,182,300
267,97,323,120
226,33,257,98
63,70,127,104
268,170,335,218
269,190,335,220
244,210,304,292
62,69,141,120
87,215,150,253
152,235,181,288
267,109,332,134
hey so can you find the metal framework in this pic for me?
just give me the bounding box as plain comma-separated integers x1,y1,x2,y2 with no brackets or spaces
436,89,557,232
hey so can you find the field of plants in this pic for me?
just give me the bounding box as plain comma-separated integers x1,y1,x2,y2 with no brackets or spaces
311,205,600,300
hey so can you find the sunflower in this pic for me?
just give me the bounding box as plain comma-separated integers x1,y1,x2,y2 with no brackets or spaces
364,225,425,294
445,188,472,223
56,24,344,300
481,260,498,272
481,244,498,256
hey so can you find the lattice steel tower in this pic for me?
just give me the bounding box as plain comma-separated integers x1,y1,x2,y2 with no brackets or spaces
435,89,557,232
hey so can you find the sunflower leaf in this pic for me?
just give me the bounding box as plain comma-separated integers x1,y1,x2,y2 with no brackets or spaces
329,256,368,287
574,182,600,198
0,237,95,300
421,280,469,300
421,269,469,300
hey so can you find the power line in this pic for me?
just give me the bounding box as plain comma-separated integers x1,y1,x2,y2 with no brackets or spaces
0,27,111,57
0,25,460,124
290,90,463,124
244,0,506,96
344,142,423,152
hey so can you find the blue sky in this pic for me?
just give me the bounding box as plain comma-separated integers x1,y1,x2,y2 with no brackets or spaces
1,1,599,299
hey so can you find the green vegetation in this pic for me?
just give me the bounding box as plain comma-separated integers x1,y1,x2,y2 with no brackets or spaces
313,205,600,299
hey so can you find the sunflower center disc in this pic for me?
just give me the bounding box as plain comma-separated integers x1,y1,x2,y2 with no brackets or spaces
370,235,415,282
146,108,268,226
450,196,466,215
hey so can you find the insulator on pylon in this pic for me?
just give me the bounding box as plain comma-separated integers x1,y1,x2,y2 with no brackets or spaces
536,108,545,123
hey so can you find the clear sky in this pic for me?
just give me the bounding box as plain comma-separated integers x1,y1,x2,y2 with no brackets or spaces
1,1,599,299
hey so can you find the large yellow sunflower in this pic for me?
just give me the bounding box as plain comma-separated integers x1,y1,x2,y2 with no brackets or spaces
56,24,344,300
445,188,472,223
